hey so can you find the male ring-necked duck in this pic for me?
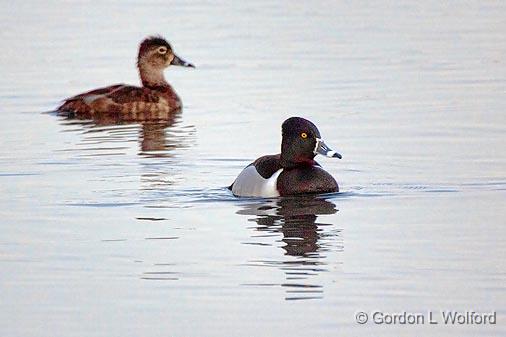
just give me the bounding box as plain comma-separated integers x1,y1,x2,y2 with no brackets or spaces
57,36,194,118
230,117,342,197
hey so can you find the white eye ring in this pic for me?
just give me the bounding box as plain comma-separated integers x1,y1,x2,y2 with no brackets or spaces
157,46,168,54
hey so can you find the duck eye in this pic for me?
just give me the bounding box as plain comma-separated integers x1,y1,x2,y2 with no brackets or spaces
157,46,168,54
300,132,308,139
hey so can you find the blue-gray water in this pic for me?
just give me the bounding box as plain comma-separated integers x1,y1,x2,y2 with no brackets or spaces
1,1,505,336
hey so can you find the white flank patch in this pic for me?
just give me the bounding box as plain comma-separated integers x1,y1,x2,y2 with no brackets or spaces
232,166,283,198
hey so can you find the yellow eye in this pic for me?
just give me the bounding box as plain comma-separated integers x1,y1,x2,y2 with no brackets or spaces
301,132,308,139
157,46,168,54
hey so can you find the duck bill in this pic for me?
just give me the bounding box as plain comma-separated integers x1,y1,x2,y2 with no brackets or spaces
171,54,195,68
314,138,342,159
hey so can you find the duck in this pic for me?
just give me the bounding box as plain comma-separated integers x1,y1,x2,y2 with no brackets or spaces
230,117,342,197
57,36,194,118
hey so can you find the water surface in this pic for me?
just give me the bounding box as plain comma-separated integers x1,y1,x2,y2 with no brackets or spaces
0,1,505,336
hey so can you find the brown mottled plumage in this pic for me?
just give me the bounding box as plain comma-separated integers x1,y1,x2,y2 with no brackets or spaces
57,36,194,118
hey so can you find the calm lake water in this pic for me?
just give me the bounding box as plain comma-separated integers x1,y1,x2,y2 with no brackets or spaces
1,1,505,336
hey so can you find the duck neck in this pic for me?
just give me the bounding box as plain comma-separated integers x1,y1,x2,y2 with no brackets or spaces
280,156,315,169
280,149,316,169
138,64,168,88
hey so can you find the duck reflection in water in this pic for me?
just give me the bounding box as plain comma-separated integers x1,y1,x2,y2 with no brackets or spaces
237,196,343,300
58,108,196,193
58,107,193,156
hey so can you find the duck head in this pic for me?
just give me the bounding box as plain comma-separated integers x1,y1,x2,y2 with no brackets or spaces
137,36,194,87
280,117,342,168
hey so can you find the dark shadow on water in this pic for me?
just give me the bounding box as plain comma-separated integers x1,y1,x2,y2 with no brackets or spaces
237,195,343,301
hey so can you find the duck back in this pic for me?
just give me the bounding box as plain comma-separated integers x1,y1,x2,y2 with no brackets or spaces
58,84,181,118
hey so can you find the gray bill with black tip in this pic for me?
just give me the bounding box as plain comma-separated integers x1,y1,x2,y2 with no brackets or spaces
314,138,342,159
171,54,195,68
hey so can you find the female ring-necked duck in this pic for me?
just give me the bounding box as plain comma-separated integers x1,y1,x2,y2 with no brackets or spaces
57,36,194,118
230,117,342,197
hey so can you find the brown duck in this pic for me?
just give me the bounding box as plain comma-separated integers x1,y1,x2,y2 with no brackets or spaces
57,36,194,119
